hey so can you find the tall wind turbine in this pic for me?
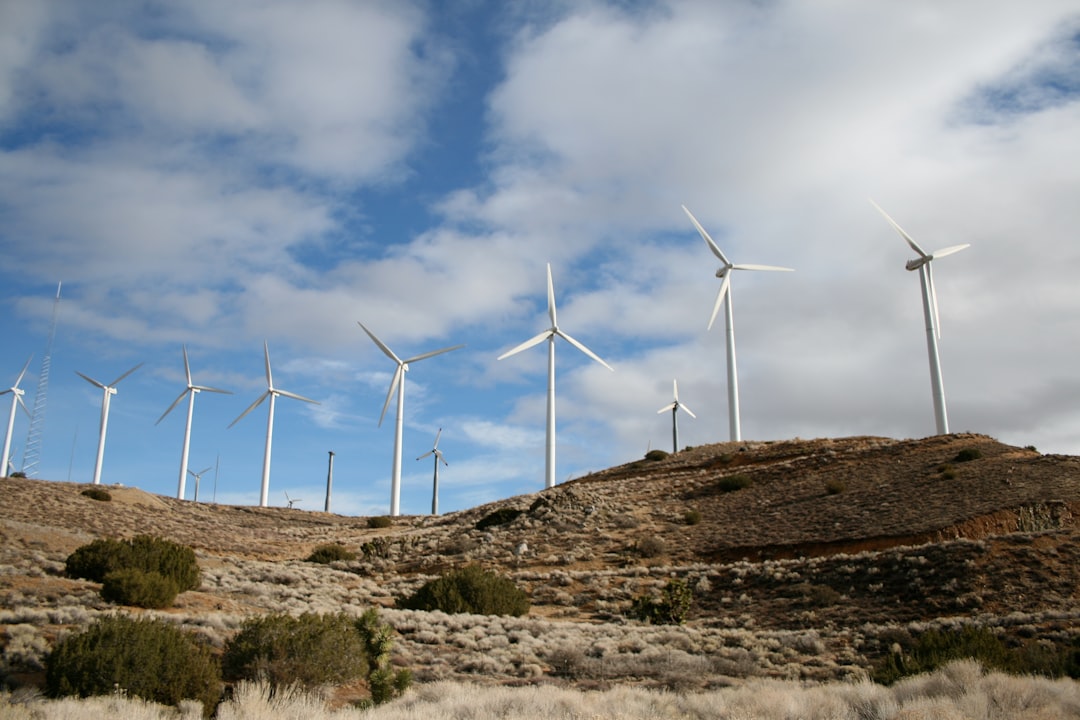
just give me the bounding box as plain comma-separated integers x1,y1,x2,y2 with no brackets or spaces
76,363,143,485
156,346,231,500
188,466,211,502
2,357,32,476
498,263,614,490
229,342,319,508
358,322,463,517
416,428,447,515
871,200,970,435
682,205,792,442
657,379,696,454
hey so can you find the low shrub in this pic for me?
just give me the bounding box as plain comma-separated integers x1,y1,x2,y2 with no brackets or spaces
367,516,393,529
717,474,752,492
100,569,179,609
306,543,356,564
80,487,111,501
476,507,524,531
683,509,702,525
636,536,666,558
45,615,221,714
400,564,529,617
824,479,845,495
223,612,368,690
938,464,957,480
954,448,983,462
65,535,200,592
644,449,669,461
630,578,693,625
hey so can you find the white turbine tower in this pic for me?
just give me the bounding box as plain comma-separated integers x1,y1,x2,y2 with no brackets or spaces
156,346,231,500
2,357,32,476
76,363,143,485
871,200,970,435
657,378,696,454
682,205,792,442
229,342,319,508
416,428,447,515
498,263,614,490
358,322,463,517
187,466,211,502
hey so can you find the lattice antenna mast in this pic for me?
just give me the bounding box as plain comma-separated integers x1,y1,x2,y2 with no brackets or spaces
21,282,62,477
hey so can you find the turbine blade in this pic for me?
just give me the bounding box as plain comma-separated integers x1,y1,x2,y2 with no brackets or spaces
657,402,676,414
435,449,448,466
15,356,32,387
16,393,30,417
75,371,106,390
416,450,434,461
673,378,679,402
556,329,614,371
497,330,554,360
358,322,402,364
681,403,698,419
547,263,557,328
930,243,971,260
108,363,143,387
731,263,794,272
404,344,465,364
156,388,191,425
275,388,320,405
191,384,232,395
182,345,193,386
869,199,928,257
682,205,730,265
378,365,403,427
228,392,269,428
263,341,273,389
433,427,442,448
707,273,731,331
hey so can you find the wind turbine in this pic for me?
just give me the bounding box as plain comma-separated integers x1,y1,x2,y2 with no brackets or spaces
76,363,143,485
228,342,319,508
1,357,32,477
187,466,211,502
156,345,231,500
358,322,463,517
416,428,447,515
657,379,696,454
498,263,614,490
682,205,792,442
284,490,301,509
871,200,970,435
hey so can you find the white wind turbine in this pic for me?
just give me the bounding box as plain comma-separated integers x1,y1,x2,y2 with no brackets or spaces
76,363,143,485
498,263,614,490
416,428,447,515
358,322,463,517
1,357,32,477
156,346,231,500
683,205,792,442
871,200,970,435
657,379,696,454
284,490,301,509
229,342,319,508
187,466,211,502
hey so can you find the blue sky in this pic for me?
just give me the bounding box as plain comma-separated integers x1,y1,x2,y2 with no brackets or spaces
1,1,1078,516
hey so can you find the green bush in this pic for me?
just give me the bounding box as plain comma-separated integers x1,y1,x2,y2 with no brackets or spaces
630,578,693,625
367,516,393,529
717,474,752,492
400,565,529,617
65,535,200,592
223,612,368,690
355,609,412,706
824,479,846,495
475,507,523,531
644,449,669,461
683,509,702,525
306,543,356,564
45,615,221,715
80,487,112,501
101,569,179,609
954,448,983,462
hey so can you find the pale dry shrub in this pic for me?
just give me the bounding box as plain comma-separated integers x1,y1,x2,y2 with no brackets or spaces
1,624,49,672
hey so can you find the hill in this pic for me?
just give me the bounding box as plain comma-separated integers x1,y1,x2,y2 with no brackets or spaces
2,433,1079,694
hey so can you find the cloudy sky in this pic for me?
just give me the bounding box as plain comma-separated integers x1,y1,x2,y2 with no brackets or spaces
1,1,1078,515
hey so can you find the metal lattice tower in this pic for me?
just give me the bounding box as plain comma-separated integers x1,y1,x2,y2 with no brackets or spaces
21,282,62,478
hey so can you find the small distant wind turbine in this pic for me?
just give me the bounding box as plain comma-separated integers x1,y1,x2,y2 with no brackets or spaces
284,490,301,509
657,379,696,454
498,263,614,490
229,342,319,508
187,466,211,503
76,363,143,485
416,428,447,515
870,200,970,435
156,345,231,500
683,205,792,442
1,356,32,477
358,322,463,517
